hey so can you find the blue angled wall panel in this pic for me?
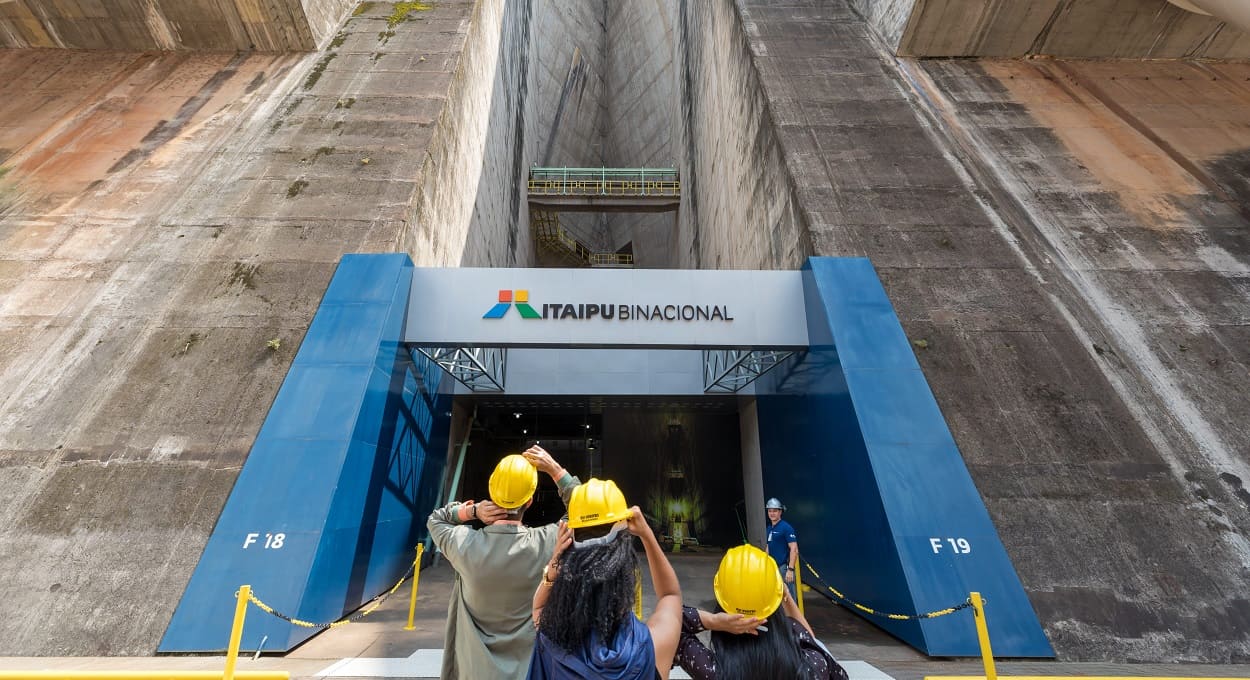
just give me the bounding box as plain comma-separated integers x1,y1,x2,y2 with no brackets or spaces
160,254,452,653
755,257,1052,657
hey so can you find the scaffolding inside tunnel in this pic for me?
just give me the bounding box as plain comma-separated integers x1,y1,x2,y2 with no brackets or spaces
528,167,680,268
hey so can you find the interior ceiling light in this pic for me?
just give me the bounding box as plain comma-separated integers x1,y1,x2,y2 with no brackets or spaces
514,412,522,418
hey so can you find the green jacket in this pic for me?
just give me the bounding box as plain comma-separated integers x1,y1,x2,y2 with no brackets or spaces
427,473,580,680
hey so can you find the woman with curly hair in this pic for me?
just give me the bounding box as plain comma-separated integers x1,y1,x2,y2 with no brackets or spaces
674,544,847,680
527,478,682,680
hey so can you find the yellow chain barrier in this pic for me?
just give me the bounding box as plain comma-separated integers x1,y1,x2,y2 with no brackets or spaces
247,558,416,629
802,559,971,620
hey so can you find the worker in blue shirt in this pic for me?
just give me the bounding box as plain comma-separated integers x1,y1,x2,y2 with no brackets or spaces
765,497,799,598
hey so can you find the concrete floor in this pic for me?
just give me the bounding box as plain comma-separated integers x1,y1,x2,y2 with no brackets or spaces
3,553,1250,678
269,554,1250,678
286,551,920,663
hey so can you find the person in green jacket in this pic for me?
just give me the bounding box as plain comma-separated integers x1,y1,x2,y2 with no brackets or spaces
427,446,580,680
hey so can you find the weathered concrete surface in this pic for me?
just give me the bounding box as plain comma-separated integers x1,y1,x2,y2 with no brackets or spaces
0,0,477,654
671,0,812,270
849,0,1250,58
0,0,355,51
4,0,1250,664
736,0,1250,662
403,0,608,269
602,1,680,267
601,0,810,270
844,0,916,53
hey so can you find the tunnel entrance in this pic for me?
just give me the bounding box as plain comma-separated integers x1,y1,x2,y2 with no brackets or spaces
163,256,1051,658
455,397,746,552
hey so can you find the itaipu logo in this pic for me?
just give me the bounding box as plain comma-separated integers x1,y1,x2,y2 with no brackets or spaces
483,290,541,319
483,289,732,322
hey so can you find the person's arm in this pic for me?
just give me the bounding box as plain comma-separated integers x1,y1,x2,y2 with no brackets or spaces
523,445,581,505
792,610,847,680
674,606,716,680
626,507,682,678
785,539,798,584
698,609,763,635
426,501,478,567
780,583,815,637
532,520,573,627
475,500,513,525
674,606,765,679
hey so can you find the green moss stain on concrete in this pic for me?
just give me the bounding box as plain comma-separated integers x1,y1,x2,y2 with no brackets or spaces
386,2,432,28
303,52,338,90
228,262,261,289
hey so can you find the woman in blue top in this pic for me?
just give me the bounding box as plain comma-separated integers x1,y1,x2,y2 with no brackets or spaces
528,479,682,680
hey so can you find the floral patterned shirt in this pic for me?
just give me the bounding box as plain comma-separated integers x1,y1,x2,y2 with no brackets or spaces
674,606,849,680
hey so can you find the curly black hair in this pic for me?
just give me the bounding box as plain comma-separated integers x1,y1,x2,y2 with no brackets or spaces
538,527,638,653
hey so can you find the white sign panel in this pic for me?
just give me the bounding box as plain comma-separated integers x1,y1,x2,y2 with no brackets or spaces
405,267,810,348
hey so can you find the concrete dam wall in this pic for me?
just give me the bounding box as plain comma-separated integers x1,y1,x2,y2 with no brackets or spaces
0,0,356,51
0,0,1248,662
738,0,1250,660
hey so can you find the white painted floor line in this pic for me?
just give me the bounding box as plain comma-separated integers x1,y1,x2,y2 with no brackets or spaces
842,660,898,680
316,649,893,679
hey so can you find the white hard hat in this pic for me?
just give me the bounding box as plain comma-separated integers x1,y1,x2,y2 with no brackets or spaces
765,498,785,510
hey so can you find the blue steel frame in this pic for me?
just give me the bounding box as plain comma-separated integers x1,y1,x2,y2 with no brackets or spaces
160,254,452,653
159,255,1052,657
755,258,1053,657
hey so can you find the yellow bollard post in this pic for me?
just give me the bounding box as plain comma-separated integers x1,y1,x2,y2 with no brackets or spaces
404,544,425,631
970,592,997,680
795,559,805,617
224,585,250,680
634,567,643,620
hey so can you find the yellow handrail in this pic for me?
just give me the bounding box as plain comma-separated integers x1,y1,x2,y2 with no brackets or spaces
224,585,250,680
404,544,425,630
0,674,287,679
970,592,997,680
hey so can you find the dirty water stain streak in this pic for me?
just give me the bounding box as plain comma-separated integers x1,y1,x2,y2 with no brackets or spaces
108,53,251,174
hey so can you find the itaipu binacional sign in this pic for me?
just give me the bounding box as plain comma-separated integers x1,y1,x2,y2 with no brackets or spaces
406,267,811,348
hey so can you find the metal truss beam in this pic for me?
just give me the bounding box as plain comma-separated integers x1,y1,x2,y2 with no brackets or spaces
702,349,796,394
415,346,506,392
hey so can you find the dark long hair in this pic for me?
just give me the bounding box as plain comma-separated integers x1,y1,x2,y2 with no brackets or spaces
538,527,638,653
711,608,806,680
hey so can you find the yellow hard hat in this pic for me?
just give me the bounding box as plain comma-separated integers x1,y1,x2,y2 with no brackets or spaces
567,478,633,529
713,544,784,618
488,454,538,509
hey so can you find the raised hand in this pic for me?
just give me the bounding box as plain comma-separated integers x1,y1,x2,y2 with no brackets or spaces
708,611,764,636
624,505,651,538
522,445,560,476
475,500,510,525
551,520,573,563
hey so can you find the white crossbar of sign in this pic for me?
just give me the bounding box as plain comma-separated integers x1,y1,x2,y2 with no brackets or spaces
405,267,811,348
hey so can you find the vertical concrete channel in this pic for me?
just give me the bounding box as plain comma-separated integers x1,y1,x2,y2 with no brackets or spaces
422,0,807,270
